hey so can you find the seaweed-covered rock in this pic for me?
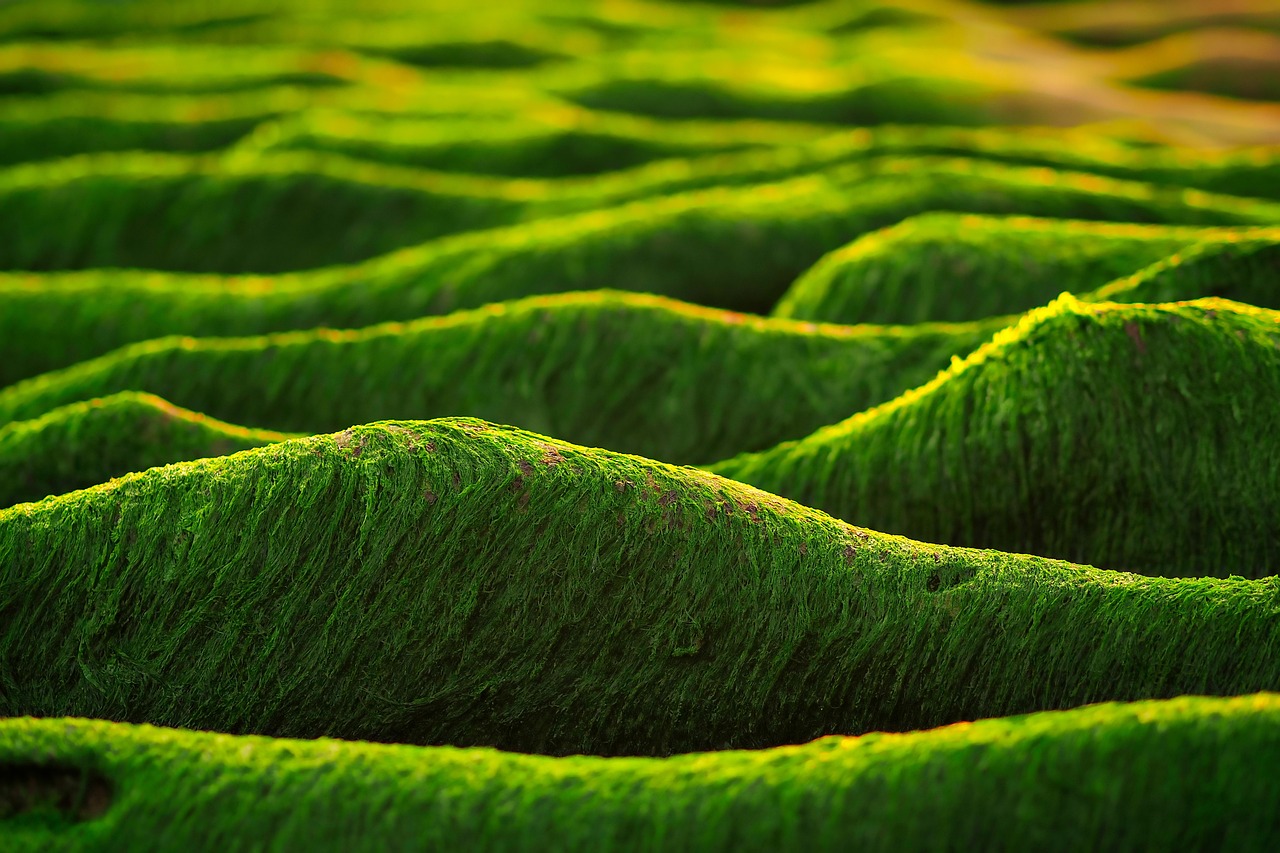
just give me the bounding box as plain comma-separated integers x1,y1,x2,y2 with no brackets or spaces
0,291,1000,465
0,392,287,509
715,296,1280,577
3,418,1279,754
4,695,1279,851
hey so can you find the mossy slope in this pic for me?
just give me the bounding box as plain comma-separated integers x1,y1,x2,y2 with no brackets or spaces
3,157,1275,384
714,297,1280,578
0,392,288,509
5,696,1280,851
0,291,1000,465
774,215,1280,325
6,152,1276,274
4,419,1280,755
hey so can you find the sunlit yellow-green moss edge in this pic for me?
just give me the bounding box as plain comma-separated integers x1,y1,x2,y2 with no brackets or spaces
3,238,1273,499
0,392,291,509
4,156,1276,385
773,216,1280,325
714,295,1280,577
7,150,1277,275
0,290,1001,465
5,418,1280,755
5,694,1280,851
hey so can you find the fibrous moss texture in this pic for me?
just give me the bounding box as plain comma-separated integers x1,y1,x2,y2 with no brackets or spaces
5,419,1280,755
0,291,1002,468
0,392,289,509
6,0,1280,847
4,695,1280,851
3,160,1278,386
714,296,1280,578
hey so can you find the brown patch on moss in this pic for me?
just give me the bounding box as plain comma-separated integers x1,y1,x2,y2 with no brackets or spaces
452,471,462,490
517,459,534,476
659,490,678,508
842,543,857,564
424,489,437,505
614,479,631,492
538,444,565,467
0,763,113,822
799,542,807,556
1124,321,1147,354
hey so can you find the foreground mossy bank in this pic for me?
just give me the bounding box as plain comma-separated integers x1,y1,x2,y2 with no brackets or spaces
4,419,1280,755
715,296,1280,578
5,695,1280,851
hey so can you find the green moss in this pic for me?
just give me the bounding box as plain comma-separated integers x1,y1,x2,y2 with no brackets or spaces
3,157,1275,384
0,290,999,465
4,418,1280,754
773,216,1279,325
0,392,289,509
4,696,1280,850
714,297,1280,578
238,109,824,178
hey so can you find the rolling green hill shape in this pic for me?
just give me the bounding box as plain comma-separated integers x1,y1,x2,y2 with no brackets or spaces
7,150,1278,275
4,696,1280,851
0,291,1001,465
0,100,270,168
4,419,1280,755
0,392,288,509
713,296,1280,578
4,157,1277,384
773,216,1280,325
8,238,1272,492
235,109,828,178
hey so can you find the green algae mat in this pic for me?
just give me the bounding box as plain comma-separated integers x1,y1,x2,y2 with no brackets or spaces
2,0,1280,849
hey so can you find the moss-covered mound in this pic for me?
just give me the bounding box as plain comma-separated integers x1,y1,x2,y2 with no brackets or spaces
773,215,1280,325
4,157,1276,384
6,152,1276,275
714,297,1280,578
0,291,1001,465
4,695,1280,851
4,418,1280,754
0,392,288,509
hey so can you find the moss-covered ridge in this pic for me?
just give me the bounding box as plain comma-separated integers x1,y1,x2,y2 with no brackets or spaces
715,296,1280,578
0,290,1001,465
773,215,1280,325
4,696,1280,851
5,418,1280,755
4,157,1275,385
6,150,1277,275
0,392,289,509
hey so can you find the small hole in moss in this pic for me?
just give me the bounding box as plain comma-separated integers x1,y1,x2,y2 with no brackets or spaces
0,763,113,822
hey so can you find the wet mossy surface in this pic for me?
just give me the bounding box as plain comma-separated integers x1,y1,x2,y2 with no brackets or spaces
4,0,1280,849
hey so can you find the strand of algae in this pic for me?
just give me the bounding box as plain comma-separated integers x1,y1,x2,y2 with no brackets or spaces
773,215,1280,325
4,418,1280,755
0,392,290,509
714,296,1280,578
4,696,1280,851
0,291,1001,465
4,156,1276,385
